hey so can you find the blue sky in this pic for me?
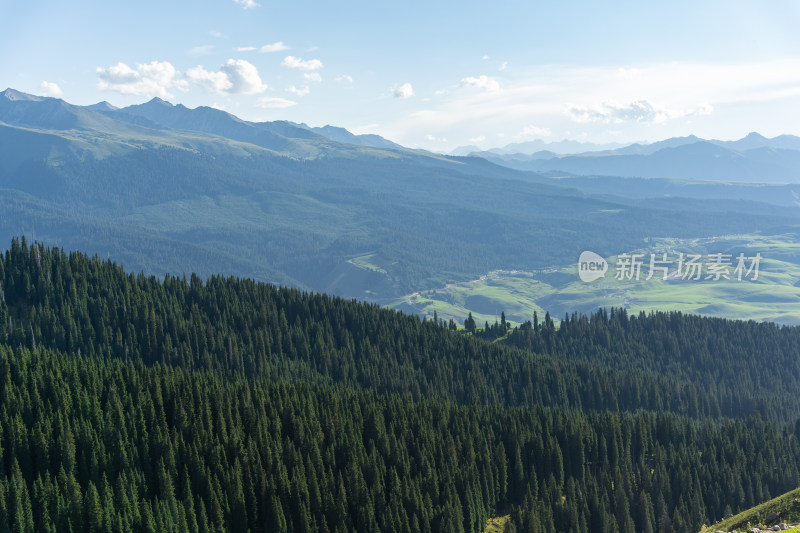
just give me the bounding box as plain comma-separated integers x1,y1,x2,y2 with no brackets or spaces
2,1,800,151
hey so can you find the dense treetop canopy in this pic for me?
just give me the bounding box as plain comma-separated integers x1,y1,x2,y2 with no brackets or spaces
1,238,799,532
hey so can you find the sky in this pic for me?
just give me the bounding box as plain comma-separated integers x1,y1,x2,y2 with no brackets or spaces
1,1,800,152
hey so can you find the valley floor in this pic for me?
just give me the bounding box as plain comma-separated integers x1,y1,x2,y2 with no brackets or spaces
392,232,800,327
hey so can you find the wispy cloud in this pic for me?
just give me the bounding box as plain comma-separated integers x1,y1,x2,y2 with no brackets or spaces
460,75,500,92
381,59,800,147
394,83,413,99
261,42,289,53
256,96,297,108
335,75,353,84
281,55,323,71
187,59,267,94
236,46,257,52
304,72,322,83
233,0,259,9
39,81,63,97
566,100,661,124
287,85,310,96
97,61,187,98
516,125,551,138
566,99,714,124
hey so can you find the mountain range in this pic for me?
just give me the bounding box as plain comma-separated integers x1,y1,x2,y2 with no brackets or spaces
465,132,800,182
2,87,800,307
450,139,627,156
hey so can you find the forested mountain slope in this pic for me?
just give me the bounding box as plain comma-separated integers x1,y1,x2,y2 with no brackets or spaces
1,239,800,531
507,309,800,416
3,238,800,420
3,346,797,532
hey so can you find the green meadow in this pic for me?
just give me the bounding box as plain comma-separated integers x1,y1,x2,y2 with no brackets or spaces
699,487,800,532
391,231,800,326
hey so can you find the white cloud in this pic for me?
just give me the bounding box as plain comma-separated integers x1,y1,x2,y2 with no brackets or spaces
304,72,322,83
211,102,227,111
237,46,257,52
187,59,267,94
186,65,233,94
287,85,310,96
335,75,353,84
260,42,289,53
469,135,486,143
97,61,187,98
482,55,489,60
209,30,224,38
566,100,658,123
394,83,414,99
426,134,448,143
376,59,800,150
233,0,259,9
256,96,297,108
39,81,63,97
565,100,712,125
499,61,508,71
220,59,267,94
460,75,500,92
516,125,552,138
281,55,323,71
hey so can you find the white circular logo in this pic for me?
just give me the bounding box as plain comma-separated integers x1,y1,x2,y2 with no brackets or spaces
578,251,608,282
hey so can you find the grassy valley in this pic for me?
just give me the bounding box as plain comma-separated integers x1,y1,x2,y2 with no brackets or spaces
699,488,800,532
394,231,800,326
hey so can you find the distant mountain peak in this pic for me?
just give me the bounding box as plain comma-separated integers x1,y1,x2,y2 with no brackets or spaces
744,131,766,139
288,121,404,150
1,88,44,102
84,101,119,111
146,97,173,107
449,145,482,156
